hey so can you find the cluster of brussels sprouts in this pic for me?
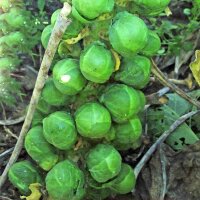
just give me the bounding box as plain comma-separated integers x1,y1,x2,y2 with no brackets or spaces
8,0,171,199
0,0,40,105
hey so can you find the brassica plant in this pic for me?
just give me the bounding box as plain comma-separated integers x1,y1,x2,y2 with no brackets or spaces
46,160,85,200
25,126,58,171
43,111,77,150
75,102,111,138
80,42,115,83
8,161,42,194
7,0,175,199
53,59,87,95
100,84,145,123
86,144,122,183
109,11,148,57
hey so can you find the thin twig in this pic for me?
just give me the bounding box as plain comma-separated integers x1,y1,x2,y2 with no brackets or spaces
134,110,200,179
0,3,72,190
3,126,18,140
159,145,167,200
0,116,25,126
151,60,200,108
0,147,14,160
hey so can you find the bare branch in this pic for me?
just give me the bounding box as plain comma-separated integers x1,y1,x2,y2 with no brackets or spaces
151,60,200,108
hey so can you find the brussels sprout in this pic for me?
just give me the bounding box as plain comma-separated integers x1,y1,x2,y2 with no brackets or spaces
0,57,21,70
0,32,25,47
41,25,53,49
86,144,122,183
114,55,151,89
141,30,161,56
41,78,70,106
25,126,58,171
72,0,114,21
0,8,27,28
103,163,136,194
8,161,42,194
113,116,142,150
100,84,145,123
43,111,77,150
132,0,171,16
51,9,84,40
46,160,85,200
75,102,111,138
53,59,87,95
80,42,115,83
109,11,148,57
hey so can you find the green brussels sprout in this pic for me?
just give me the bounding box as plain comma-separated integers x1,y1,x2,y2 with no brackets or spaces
114,55,151,89
80,42,115,83
75,102,111,139
72,0,114,21
0,57,21,70
103,163,136,194
113,116,142,150
53,59,87,95
41,25,53,49
46,160,85,200
8,161,42,194
141,30,161,56
100,84,145,123
0,31,25,47
0,8,27,28
86,144,122,183
41,78,70,106
51,9,84,40
109,11,148,57
43,111,77,150
132,0,171,16
25,126,58,171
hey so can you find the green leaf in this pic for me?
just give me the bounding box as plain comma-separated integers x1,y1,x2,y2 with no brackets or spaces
147,91,200,151
37,0,45,12
166,93,192,116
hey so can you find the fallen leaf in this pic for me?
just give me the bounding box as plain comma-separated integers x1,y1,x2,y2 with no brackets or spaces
165,7,172,16
20,183,42,200
135,141,200,200
190,50,200,86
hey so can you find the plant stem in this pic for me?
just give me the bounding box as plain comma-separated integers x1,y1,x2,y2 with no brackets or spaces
0,3,72,190
151,60,200,108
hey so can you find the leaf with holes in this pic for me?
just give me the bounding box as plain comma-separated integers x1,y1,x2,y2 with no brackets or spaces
147,104,199,150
